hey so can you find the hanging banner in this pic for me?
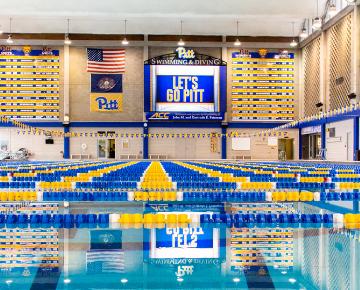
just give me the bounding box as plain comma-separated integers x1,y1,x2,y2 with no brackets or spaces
0,46,60,120
90,93,123,112
90,74,123,112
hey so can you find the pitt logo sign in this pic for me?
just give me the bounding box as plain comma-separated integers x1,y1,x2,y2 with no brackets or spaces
176,47,195,59
90,93,123,112
148,112,170,120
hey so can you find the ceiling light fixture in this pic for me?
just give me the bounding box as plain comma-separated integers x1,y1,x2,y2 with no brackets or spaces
345,0,356,4
328,1,337,17
6,18,13,44
178,20,185,46
64,19,72,45
300,27,308,38
234,21,241,46
312,17,322,30
122,19,129,45
312,0,322,30
289,22,298,47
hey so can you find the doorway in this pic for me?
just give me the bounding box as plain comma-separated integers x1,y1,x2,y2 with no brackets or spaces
97,138,116,159
301,133,321,160
278,138,294,160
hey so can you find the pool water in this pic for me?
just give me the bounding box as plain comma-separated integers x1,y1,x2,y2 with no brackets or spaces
0,201,359,290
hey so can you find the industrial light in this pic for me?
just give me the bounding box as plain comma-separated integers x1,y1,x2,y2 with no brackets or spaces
177,38,185,46
290,39,298,47
299,28,308,38
233,278,240,283
64,19,71,45
288,278,297,284
313,0,322,30
177,277,184,282
312,17,322,30
122,20,129,45
234,21,241,46
64,34,71,45
328,3,337,17
6,34,13,44
121,37,129,45
6,18,13,44
178,20,185,46
63,279,71,284
289,22,298,47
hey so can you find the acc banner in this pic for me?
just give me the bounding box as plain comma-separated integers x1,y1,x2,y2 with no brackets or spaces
90,74,123,112
156,75,214,103
156,227,213,249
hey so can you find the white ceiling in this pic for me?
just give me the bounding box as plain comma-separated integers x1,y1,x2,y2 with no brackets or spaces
0,0,328,36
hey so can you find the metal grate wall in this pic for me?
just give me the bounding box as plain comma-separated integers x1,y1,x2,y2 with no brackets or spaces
327,13,353,110
303,37,321,117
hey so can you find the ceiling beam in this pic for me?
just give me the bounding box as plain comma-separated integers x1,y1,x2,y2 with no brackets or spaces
0,33,296,43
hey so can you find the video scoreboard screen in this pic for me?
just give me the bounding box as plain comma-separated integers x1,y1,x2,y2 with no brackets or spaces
153,65,218,113
144,48,226,121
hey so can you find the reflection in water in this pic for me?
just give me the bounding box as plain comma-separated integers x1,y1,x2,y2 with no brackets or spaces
0,202,359,289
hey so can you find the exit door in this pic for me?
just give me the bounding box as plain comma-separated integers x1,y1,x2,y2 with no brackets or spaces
97,139,116,159
278,139,294,160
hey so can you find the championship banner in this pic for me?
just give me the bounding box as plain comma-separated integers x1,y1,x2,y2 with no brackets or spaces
231,49,295,122
90,74,123,112
0,46,60,120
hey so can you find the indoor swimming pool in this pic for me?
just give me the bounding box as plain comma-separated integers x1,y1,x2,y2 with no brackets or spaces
0,161,360,289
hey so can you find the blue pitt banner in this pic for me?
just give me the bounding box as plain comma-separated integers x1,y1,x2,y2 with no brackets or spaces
156,75,214,103
156,227,213,249
146,112,224,121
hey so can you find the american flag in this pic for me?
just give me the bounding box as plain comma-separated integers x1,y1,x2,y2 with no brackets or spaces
87,48,125,73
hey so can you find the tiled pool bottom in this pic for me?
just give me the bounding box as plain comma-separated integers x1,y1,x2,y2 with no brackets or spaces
0,202,359,290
